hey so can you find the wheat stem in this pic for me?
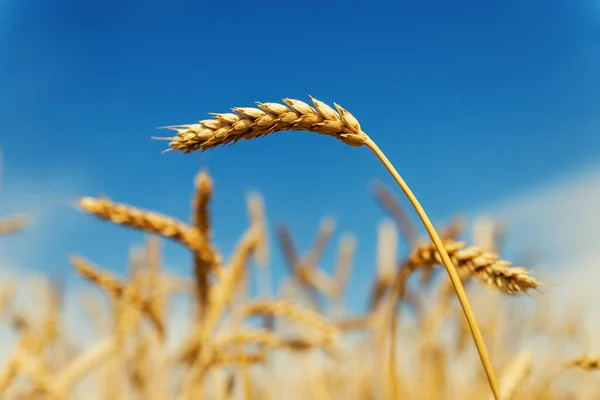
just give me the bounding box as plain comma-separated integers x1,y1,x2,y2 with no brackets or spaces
363,138,500,400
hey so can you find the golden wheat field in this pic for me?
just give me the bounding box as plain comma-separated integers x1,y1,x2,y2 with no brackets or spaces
0,97,598,400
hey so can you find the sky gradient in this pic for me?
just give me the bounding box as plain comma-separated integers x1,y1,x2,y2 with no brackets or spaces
0,0,599,311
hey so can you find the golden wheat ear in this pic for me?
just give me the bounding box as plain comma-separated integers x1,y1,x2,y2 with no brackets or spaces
156,96,502,399
0,215,29,237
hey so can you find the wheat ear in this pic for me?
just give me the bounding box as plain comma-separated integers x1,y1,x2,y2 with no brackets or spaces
77,196,220,269
408,240,539,294
567,355,600,371
239,300,340,342
159,96,500,399
0,215,28,237
191,170,214,317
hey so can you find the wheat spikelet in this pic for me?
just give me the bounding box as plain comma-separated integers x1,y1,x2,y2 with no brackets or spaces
408,240,539,294
159,96,367,153
77,196,220,269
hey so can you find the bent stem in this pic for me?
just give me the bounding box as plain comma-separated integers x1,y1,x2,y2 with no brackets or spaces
364,138,501,400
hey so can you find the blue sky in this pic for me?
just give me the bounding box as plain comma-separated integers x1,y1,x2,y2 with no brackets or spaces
0,0,599,312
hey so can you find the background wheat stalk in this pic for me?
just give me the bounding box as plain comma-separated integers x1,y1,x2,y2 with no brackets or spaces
159,95,501,398
2,159,597,399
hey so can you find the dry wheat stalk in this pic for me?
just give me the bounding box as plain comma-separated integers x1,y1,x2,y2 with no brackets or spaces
247,192,270,269
276,224,321,309
77,196,220,269
369,219,399,311
179,227,260,394
70,255,164,339
0,282,16,320
202,227,260,336
12,350,58,398
146,235,161,288
408,240,539,294
332,235,356,301
143,236,168,334
0,358,19,394
53,337,118,395
276,222,338,304
158,96,501,397
489,351,532,400
247,192,272,302
373,181,418,245
304,217,336,270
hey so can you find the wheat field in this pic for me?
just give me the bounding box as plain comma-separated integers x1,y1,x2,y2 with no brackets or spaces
0,98,598,399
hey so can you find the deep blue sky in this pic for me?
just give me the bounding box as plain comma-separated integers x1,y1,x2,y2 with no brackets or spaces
0,0,598,310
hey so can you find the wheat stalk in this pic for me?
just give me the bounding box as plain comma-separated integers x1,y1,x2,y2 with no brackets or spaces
489,351,532,400
158,95,501,398
247,192,270,269
332,234,356,301
53,337,118,395
70,255,164,339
